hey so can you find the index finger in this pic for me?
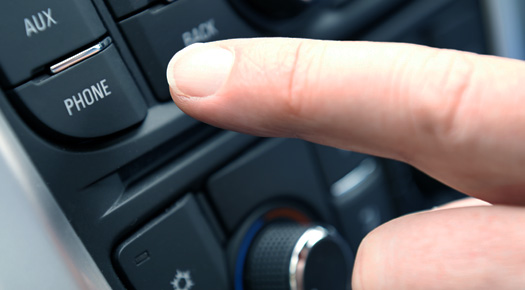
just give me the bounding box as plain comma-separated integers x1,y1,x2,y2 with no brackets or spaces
167,38,525,205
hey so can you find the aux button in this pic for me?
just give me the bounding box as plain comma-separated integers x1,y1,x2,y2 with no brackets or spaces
0,0,106,86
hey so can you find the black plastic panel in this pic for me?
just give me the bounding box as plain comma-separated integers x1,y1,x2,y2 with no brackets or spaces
314,145,368,186
120,0,260,100
207,138,335,232
116,195,229,290
105,0,156,19
0,0,106,86
330,158,395,250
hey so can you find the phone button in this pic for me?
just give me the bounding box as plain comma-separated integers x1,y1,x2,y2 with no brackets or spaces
14,45,147,139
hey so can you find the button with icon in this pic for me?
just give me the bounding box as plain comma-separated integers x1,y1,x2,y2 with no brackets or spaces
115,195,229,290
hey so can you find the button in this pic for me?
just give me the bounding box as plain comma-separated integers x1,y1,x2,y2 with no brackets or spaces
115,195,229,290
14,45,147,139
105,0,156,19
0,0,106,86
120,0,259,100
330,158,395,250
207,139,334,232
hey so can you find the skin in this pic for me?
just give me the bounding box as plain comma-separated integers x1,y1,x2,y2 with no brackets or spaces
167,38,525,289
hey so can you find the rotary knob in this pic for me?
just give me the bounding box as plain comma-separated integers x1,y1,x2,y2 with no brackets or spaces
245,0,317,19
244,222,352,290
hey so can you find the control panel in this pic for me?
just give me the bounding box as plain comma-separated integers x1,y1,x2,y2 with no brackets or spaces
0,0,501,289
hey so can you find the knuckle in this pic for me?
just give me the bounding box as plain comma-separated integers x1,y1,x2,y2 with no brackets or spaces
408,49,476,143
434,50,475,107
281,40,325,120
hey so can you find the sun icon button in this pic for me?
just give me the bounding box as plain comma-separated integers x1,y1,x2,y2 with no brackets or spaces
170,270,195,290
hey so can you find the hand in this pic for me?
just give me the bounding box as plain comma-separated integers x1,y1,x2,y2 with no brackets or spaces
167,38,525,289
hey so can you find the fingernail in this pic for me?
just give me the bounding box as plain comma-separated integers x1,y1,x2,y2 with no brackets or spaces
167,43,234,97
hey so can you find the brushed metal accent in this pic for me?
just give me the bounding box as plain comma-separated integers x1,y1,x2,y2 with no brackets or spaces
0,99,111,289
289,226,330,290
483,0,525,59
50,37,112,73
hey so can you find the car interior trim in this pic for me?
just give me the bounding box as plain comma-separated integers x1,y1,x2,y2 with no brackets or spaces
0,105,111,290
50,37,112,74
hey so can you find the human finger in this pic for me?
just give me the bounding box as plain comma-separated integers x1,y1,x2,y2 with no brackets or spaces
166,38,525,205
352,205,525,289
432,198,491,211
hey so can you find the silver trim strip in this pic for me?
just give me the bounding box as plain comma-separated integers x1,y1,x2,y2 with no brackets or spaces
0,97,111,289
289,226,330,290
483,0,525,60
50,37,112,73
331,158,377,198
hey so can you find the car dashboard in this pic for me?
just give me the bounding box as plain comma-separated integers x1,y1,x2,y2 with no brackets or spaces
1,0,524,289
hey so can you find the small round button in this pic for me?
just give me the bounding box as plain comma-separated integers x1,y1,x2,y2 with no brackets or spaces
244,0,317,19
244,222,352,290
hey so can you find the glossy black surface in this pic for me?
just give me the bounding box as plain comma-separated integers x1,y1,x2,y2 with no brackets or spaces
0,0,515,289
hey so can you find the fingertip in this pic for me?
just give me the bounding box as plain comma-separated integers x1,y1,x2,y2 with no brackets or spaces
352,225,389,290
351,234,368,290
432,197,492,211
167,42,234,99
166,43,202,97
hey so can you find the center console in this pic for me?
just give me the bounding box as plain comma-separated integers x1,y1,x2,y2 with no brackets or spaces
1,0,520,289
